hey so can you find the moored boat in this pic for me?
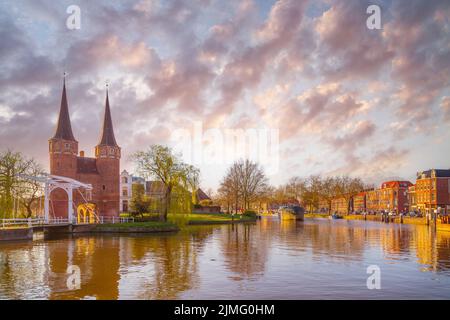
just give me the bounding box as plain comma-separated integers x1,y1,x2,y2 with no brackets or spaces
279,205,305,221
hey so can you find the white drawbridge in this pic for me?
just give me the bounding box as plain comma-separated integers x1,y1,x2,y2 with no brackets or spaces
18,174,93,224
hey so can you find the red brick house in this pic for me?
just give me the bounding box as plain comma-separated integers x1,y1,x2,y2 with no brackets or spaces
353,191,368,213
49,79,120,218
330,195,350,214
378,181,412,213
414,169,450,215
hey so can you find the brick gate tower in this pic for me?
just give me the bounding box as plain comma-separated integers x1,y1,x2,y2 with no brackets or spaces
49,78,120,219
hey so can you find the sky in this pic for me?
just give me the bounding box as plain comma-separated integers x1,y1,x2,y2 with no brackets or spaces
0,0,449,192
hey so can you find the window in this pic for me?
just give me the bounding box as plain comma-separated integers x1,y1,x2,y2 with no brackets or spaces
122,188,128,197
102,185,106,191
123,200,128,212
122,177,128,184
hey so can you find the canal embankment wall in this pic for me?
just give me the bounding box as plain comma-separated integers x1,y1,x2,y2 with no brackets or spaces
0,228,33,241
305,214,450,232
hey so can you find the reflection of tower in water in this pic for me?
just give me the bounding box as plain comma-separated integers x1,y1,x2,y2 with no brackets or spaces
47,236,121,299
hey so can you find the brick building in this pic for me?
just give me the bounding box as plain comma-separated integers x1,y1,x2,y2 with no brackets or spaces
366,189,380,212
330,196,349,214
414,169,450,215
49,79,120,218
408,185,416,212
354,191,371,213
377,181,412,213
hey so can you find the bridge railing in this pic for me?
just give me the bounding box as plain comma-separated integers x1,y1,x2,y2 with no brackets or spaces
1,218,46,228
98,216,134,224
47,217,70,225
1,216,133,228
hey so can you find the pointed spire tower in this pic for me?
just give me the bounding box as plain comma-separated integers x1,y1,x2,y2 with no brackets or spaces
52,76,76,141
95,83,121,217
49,75,78,178
95,84,121,159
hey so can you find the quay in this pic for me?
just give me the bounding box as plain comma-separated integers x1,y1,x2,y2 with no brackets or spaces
304,213,450,232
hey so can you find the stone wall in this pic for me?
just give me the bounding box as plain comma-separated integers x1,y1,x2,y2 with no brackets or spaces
0,228,33,241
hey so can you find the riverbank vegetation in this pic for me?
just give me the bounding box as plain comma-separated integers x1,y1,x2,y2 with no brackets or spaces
94,220,179,232
131,145,200,222
120,211,257,226
0,150,45,219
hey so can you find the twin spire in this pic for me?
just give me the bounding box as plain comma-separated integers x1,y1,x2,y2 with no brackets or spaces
52,77,118,147
53,77,76,141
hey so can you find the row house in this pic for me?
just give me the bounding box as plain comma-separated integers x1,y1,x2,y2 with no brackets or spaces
365,181,412,213
354,181,411,214
120,170,145,212
330,196,350,214
366,189,381,212
378,181,412,213
412,169,450,214
353,191,369,213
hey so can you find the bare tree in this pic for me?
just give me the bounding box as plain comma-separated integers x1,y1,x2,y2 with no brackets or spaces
219,162,242,213
239,159,268,210
186,165,200,205
301,175,323,214
285,176,306,203
318,176,340,215
334,176,365,214
0,150,44,219
219,159,268,213
16,159,45,218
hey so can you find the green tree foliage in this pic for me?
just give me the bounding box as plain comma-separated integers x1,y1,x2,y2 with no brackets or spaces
129,184,150,218
132,145,199,221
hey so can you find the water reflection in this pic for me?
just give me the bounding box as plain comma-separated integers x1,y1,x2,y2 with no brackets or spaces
0,218,450,299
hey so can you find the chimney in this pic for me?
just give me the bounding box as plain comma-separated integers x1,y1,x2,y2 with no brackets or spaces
80,150,85,157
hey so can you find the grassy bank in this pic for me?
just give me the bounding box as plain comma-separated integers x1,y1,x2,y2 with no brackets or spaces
185,213,256,225
121,212,258,226
168,212,257,225
94,221,179,233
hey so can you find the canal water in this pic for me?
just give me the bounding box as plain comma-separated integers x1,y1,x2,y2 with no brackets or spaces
0,217,449,299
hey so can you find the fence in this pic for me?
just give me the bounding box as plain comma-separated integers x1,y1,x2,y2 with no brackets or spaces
98,216,134,224
1,218,45,228
1,216,133,228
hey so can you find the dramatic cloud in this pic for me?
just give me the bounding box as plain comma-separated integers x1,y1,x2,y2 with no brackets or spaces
0,0,449,189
